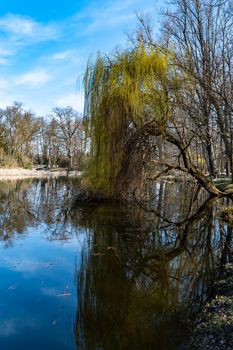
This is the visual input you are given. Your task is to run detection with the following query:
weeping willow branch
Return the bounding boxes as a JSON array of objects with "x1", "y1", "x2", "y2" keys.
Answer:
[{"x1": 83, "y1": 44, "x2": 175, "y2": 199}]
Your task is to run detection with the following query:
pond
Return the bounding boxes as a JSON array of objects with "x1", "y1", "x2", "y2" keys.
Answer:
[{"x1": 0, "y1": 178, "x2": 232, "y2": 350}]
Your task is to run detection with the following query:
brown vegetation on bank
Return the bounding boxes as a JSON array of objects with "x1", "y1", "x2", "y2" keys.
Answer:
[
  {"x1": 186, "y1": 264, "x2": 233, "y2": 350},
  {"x1": 0, "y1": 168, "x2": 81, "y2": 180}
]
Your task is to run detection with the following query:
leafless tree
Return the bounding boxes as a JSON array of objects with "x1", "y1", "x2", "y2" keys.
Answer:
[{"x1": 50, "y1": 106, "x2": 84, "y2": 169}]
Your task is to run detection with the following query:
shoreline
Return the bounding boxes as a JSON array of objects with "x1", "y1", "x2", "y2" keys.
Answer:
[
  {"x1": 0, "y1": 168, "x2": 81, "y2": 181},
  {"x1": 184, "y1": 263, "x2": 233, "y2": 350}
]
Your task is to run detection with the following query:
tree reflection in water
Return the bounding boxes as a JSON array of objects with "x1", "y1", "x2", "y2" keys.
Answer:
[
  {"x1": 0, "y1": 179, "x2": 232, "y2": 349},
  {"x1": 74, "y1": 182, "x2": 233, "y2": 350},
  {"x1": 0, "y1": 178, "x2": 83, "y2": 245},
  {"x1": 0, "y1": 180, "x2": 37, "y2": 246}
]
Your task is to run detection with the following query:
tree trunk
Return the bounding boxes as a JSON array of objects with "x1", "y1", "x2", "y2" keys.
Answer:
[
  {"x1": 206, "y1": 142, "x2": 217, "y2": 178},
  {"x1": 165, "y1": 131, "x2": 221, "y2": 196}
]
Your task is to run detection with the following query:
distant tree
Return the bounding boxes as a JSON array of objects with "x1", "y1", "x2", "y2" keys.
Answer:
[
  {"x1": 0, "y1": 102, "x2": 40, "y2": 167},
  {"x1": 50, "y1": 106, "x2": 83, "y2": 169}
]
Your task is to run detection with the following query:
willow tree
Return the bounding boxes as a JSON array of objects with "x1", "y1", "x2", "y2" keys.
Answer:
[
  {"x1": 83, "y1": 40, "x2": 230, "y2": 201},
  {"x1": 84, "y1": 45, "x2": 172, "y2": 200}
]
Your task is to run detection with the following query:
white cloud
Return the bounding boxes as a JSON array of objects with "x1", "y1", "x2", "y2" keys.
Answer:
[
  {"x1": 15, "y1": 70, "x2": 52, "y2": 87},
  {"x1": 0, "y1": 44, "x2": 15, "y2": 65},
  {"x1": 41, "y1": 287, "x2": 59, "y2": 296},
  {"x1": 51, "y1": 50, "x2": 74, "y2": 61},
  {"x1": 0, "y1": 319, "x2": 18, "y2": 336},
  {"x1": 86, "y1": 13, "x2": 134, "y2": 34},
  {"x1": 40, "y1": 49, "x2": 83, "y2": 67},
  {"x1": 0, "y1": 78, "x2": 9, "y2": 88},
  {"x1": 0, "y1": 57, "x2": 9, "y2": 65},
  {"x1": 0, "y1": 318, "x2": 40, "y2": 336},
  {"x1": 0, "y1": 14, "x2": 35, "y2": 35},
  {"x1": 0, "y1": 47, "x2": 13, "y2": 56},
  {"x1": 74, "y1": 0, "x2": 142, "y2": 35},
  {"x1": 56, "y1": 92, "x2": 84, "y2": 113},
  {"x1": 0, "y1": 14, "x2": 61, "y2": 44},
  {"x1": 0, "y1": 95, "x2": 21, "y2": 108}
]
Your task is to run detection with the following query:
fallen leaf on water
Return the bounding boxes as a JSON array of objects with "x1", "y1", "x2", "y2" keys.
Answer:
[
  {"x1": 57, "y1": 291, "x2": 71, "y2": 297},
  {"x1": 52, "y1": 319, "x2": 59, "y2": 326},
  {"x1": 8, "y1": 282, "x2": 21, "y2": 290}
]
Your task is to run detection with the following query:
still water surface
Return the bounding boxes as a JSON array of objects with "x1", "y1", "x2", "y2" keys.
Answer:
[{"x1": 0, "y1": 178, "x2": 231, "y2": 349}]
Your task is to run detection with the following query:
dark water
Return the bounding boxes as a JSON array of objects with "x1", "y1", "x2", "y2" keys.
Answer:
[{"x1": 0, "y1": 178, "x2": 232, "y2": 350}]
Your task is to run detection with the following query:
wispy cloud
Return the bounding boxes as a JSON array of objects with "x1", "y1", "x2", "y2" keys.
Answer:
[
  {"x1": 0, "y1": 77, "x2": 9, "y2": 89},
  {"x1": 0, "y1": 319, "x2": 19, "y2": 337},
  {"x1": 0, "y1": 14, "x2": 62, "y2": 69},
  {"x1": 0, "y1": 18, "x2": 61, "y2": 73},
  {"x1": 0, "y1": 57, "x2": 9, "y2": 65},
  {"x1": 0, "y1": 47, "x2": 13, "y2": 56},
  {"x1": 0, "y1": 44, "x2": 15, "y2": 64},
  {"x1": 51, "y1": 50, "x2": 74, "y2": 61},
  {"x1": 74, "y1": 0, "x2": 144, "y2": 35},
  {"x1": 0, "y1": 69, "x2": 53, "y2": 94},
  {"x1": 0, "y1": 14, "x2": 60, "y2": 42},
  {"x1": 47, "y1": 49, "x2": 82, "y2": 65},
  {"x1": 0, "y1": 317, "x2": 41, "y2": 336},
  {"x1": 14, "y1": 70, "x2": 53, "y2": 87},
  {"x1": 56, "y1": 92, "x2": 84, "y2": 113}
]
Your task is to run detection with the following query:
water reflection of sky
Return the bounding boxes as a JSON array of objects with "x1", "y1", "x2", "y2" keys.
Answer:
[{"x1": 0, "y1": 217, "x2": 84, "y2": 350}]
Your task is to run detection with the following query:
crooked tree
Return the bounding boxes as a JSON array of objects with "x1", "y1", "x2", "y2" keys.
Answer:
[{"x1": 84, "y1": 44, "x2": 226, "y2": 202}]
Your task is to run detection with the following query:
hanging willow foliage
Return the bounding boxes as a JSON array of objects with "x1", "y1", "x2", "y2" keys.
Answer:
[{"x1": 84, "y1": 44, "x2": 173, "y2": 198}]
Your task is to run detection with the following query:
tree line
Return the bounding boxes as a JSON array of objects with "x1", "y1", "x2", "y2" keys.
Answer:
[{"x1": 0, "y1": 102, "x2": 84, "y2": 169}]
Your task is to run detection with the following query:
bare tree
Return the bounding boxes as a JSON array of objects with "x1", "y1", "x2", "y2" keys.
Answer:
[
  {"x1": 0, "y1": 102, "x2": 40, "y2": 166},
  {"x1": 161, "y1": 0, "x2": 233, "y2": 178},
  {"x1": 51, "y1": 106, "x2": 83, "y2": 169}
]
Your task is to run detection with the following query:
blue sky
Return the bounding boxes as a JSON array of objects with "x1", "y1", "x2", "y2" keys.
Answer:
[{"x1": 0, "y1": 0, "x2": 164, "y2": 116}]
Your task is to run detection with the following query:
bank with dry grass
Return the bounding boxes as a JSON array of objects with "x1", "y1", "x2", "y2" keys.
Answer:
[
  {"x1": 185, "y1": 263, "x2": 233, "y2": 350},
  {"x1": 0, "y1": 168, "x2": 81, "y2": 180}
]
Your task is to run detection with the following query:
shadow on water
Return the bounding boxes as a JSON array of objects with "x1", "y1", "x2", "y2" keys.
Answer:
[{"x1": 0, "y1": 178, "x2": 232, "y2": 349}]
